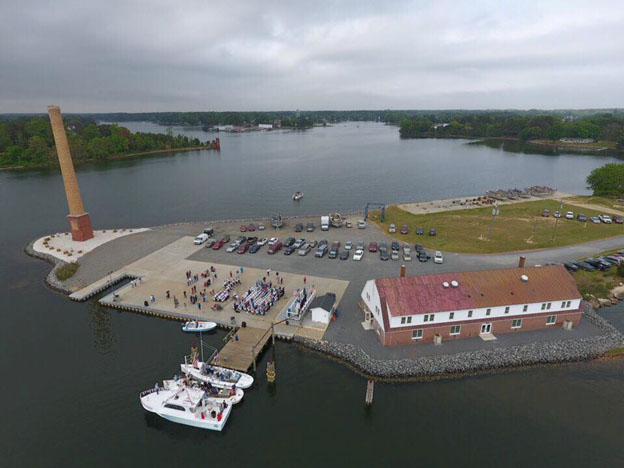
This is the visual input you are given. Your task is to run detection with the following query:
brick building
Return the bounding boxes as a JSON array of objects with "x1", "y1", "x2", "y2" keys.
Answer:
[{"x1": 360, "y1": 265, "x2": 583, "y2": 346}]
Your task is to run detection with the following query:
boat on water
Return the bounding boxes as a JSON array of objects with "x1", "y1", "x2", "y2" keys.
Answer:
[
  {"x1": 271, "y1": 213, "x2": 284, "y2": 228},
  {"x1": 181, "y1": 320, "x2": 217, "y2": 333},
  {"x1": 163, "y1": 378, "x2": 244, "y2": 405},
  {"x1": 292, "y1": 191, "x2": 303, "y2": 200},
  {"x1": 139, "y1": 385, "x2": 232, "y2": 431},
  {"x1": 180, "y1": 360, "x2": 254, "y2": 389},
  {"x1": 329, "y1": 212, "x2": 343, "y2": 228}
]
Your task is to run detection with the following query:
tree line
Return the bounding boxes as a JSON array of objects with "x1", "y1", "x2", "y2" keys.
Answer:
[
  {"x1": 399, "y1": 113, "x2": 624, "y2": 146},
  {"x1": 0, "y1": 116, "x2": 209, "y2": 167}
]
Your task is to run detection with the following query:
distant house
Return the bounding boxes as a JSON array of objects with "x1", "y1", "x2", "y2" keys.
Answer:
[
  {"x1": 310, "y1": 293, "x2": 336, "y2": 324},
  {"x1": 258, "y1": 123, "x2": 273, "y2": 130},
  {"x1": 432, "y1": 123, "x2": 450, "y2": 130},
  {"x1": 560, "y1": 137, "x2": 594, "y2": 144},
  {"x1": 360, "y1": 265, "x2": 582, "y2": 346}
]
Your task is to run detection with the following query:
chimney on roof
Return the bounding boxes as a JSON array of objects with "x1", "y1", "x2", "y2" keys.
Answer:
[
  {"x1": 518, "y1": 256, "x2": 526, "y2": 268},
  {"x1": 400, "y1": 264, "x2": 406, "y2": 277}
]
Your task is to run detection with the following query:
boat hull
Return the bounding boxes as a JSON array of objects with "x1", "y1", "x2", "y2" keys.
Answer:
[
  {"x1": 180, "y1": 363, "x2": 254, "y2": 389},
  {"x1": 181, "y1": 321, "x2": 217, "y2": 333}
]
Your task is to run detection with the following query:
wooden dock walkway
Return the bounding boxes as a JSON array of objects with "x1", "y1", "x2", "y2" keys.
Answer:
[{"x1": 216, "y1": 326, "x2": 272, "y2": 372}]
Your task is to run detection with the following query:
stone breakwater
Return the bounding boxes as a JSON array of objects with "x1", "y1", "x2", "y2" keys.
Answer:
[
  {"x1": 25, "y1": 239, "x2": 72, "y2": 294},
  {"x1": 295, "y1": 303, "x2": 624, "y2": 380}
]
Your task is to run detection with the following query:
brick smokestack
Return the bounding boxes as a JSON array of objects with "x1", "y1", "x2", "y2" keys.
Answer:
[
  {"x1": 518, "y1": 256, "x2": 526, "y2": 268},
  {"x1": 400, "y1": 264, "x2": 406, "y2": 277},
  {"x1": 48, "y1": 105, "x2": 94, "y2": 241}
]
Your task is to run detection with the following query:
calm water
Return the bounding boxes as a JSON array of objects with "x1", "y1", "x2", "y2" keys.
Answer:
[{"x1": 2, "y1": 122, "x2": 623, "y2": 467}]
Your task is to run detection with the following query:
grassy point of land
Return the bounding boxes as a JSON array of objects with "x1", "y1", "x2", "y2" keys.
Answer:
[
  {"x1": 368, "y1": 200, "x2": 624, "y2": 254},
  {"x1": 55, "y1": 262, "x2": 79, "y2": 281},
  {"x1": 564, "y1": 195, "x2": 624, "y2": 212}
]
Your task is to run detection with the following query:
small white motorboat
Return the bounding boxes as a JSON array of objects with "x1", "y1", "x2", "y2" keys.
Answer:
[
  {"x1": 292, "y1": 191, "x2": 303, "y2": 200},
  {"x1": 180, "y1": 361, "x2": 254, "y2": 389},
  {"x1": 163, "y1": 378, "x2": 244, "y2": 405},
  {"x1": 139, "y1": 385, "x2": 232, "y2": 431},
  {"x1": 181, "y1": 320, "x2": 217, "y2": 333}
]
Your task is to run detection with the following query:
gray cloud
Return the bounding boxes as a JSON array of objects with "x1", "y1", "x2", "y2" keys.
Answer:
[{"x1": 1, "y1": 0, "x2": 623, "y2": 112}]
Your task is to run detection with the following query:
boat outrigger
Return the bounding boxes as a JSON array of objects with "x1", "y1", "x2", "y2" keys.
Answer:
[
  {"x1": 181, "y1": 320, "x2": 217, "y2": 333},
  {"x1": 292, "y1": 191, "x2": 303, "y2": 200}
]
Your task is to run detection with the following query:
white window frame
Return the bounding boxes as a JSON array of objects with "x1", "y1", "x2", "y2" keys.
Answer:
[
  {"x1": 449, "y1": 312, "x2": 454, "y2": 320},
  {"x1": 511, "y1": 319, "x2": 522, "y2": 329},
  {"x1": 546, "y1": 315, "x2": 556, "y2": 325},
  {"x1": 566, "y1": 301, "x2": 571, "y2": 308},
  {"x1": 547, "y1": 302, "x2": 552, "y2": 310},
  {"x1": 412, "y1": 329, "x2": 423, "y2": 340},
  {"x1": 561, "y1": 301, "x2": 566, "y2": 308},
  {"x1": 401, "y1": 317, "x2": 406, "y2": 325},
  {"x1": 407, "y1": 316, "x2": 412, "y2": 324},
  {"x1": 450, "y1": 325, "x2": 461, "y2": 335},
  {"x1": 541, "y1": 303, "x2": 546, "y2": 310}
]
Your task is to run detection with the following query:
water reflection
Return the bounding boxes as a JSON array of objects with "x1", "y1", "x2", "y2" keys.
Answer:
[{"x1": 89, "y1": 302, "x2": 116, "y2": 353}]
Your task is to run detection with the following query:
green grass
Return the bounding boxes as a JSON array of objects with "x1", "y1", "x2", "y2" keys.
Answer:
[
  {"x1": 564, "y1": 195, "x2": 624, "y2": 211},
  {"x1": 369, "y1": 200, "x2": 624, "y2": 254},
  {"x1": 55, "y1": 262, "x2": 79, "y2": 281},
  {"x1": 572, "y1": 269, "x2": 621, "y2": 300},
  {"x1": 604, "y1": 347, "x2": 624, "y2": 357},
  {"x1": 531, "y1": 139, "x2": 617, "y2": 149}
]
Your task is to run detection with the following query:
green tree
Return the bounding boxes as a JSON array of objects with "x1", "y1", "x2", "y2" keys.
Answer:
[{"x1": 586, "y1": 163, "x2": 624, "y2": 196}]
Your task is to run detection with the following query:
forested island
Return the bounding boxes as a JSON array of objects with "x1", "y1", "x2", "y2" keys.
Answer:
[
  {"x1": 0, "y1": 116, "x2": 217, "y2": 168},
  {"x1": 399, "y1": 112, "x2": 624, "y2": 153}
]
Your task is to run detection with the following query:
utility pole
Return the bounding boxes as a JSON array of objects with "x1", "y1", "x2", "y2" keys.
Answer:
[
  {"x1": 552, "y1": 199, "x2": 564, "y2": 241},
  {"x1": 487, "y1": 202, "x2": 499, "y2": 240}
]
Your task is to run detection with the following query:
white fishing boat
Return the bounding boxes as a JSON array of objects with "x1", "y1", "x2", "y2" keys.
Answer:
[
  {"x1": 163, "y1": 378, "x2": 244, "y2": 405},
  {"x1": 181, "y1": 320, "x2": 217, "y2": 333},
  {"x1": 292, "y1": 191, "x2": 303, "y2": 200},
  {"x1": 139, "y1": 385, "x2": 232, "y2": 431},
  {"x1": 271, "y1": 213, "x2": 284, "y2": 228},
  {"x1": 180, "y1": 360, "x2": 254, "y2": 389}
]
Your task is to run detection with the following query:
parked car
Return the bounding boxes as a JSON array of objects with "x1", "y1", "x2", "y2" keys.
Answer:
[
  {"x1": 257, "y1": 237, "x2": 268, "y2": 246},
  {"x1": 345, "y1": 241, "x2": 353, "y2": 250},
  {"x1": 542, "y1": 210, "x2": 550, "y2": 217},
  {"x1": 345, "y1": 221, "x2": 353, "y2": 228},
  {"x1": 247, "y1": 224, "x2": 256, "y2": 231},
  {"x1": 416, "y1": 227, "x2": 424, "y2": 235},
  {"x1": 353, "y1": 249, "x2": 364, "y2": 261},
  {"x1": 553, "y1": 211, "x2": 561, "y2": 218},
  {"x1": 268, "y1": 237, "x2": 279, "y2": 245},
  {"x1": 235, "y1": 235, "x2": 247, "y2": 243},
  {"x1": 403, "y1": 246, "x2": 412, "y2": 261},
  {"x1": 204, "y1": 239, "x2": 216, "y2": 248},
  {"x1": 414, "y1": 243, "x2": 424, "y2": 252},
  {"x1": 339, "y1": 250, "x2": 349, "y2": 260},
  {"x1": 565, "y1": 211, "x2": 574, "y2": 219},
  {"x1": 298, "y1": 243, "x2": 312, "y2": 256},
  {"x1": 194, "y1": 233, "x2": 209, "y2": 245},
  {"x1": 434, "y1": 251, "x2": 443, "y2": 264},
  {"x1": 315, "y1": 245, "x2": 328, "y2": 257},
  {"x1": 429, "y1": 228, "x2": 436, "y2": 236},
  {"x1": 401, "y1": 225, "x2": 409, "y2": 234},
  {"x1": 357, "y1": 220, "x2": 366, "y2": 229},
  {"x1": 389, "y1": 224, "x2": 396, "y2": 233},
  {"x1": 249, "y1": 244, "x2": 261, "y2": 254},
  {"x1": 203, "y1": 227, "x2": 214, "y2": 236},
  {"x1": 369, "y1": 241, "x2": 378, "y2": 252},
  {"x1": 599, "y1": 256, "x2": 620, "y2": 266},
  {"x1": 257, "y1": 223, "x2": 265, "y2": 231},
  {"x1": 563, "y1": 262, "x2": 578, "y2": 272},
  {"x1": 576, "y1": 261, "x2": 596, "y2": 271},
  {"x1": 319, "y1": 239, "x2": 328, "y2": 248},
  {"x1": 237, "y1": 242, "x2": 249, "y2": 254},
  {"x1": 379, "y1": 248, "x2": 389, "y2": 261},
  {"x1": 356, "y1": 241, "x2": 365, "y2": 251},
  {"x1": 328, "y1": 248, "x2": 338, "y2": 259},
  {"x1": 294, "y1": 223, "x2": 303, "y2": 232},
  {"x1": 284, "y1": 246, "x2": 296, "y2": 255},
  {"x1": 331, "y1": 241, "x2": 341, "y2": 250},
  {"x1": 418, "y1": 251, "x2": 430, "y2": 262},
  {"x1": 585, "y1": 258, "x2": 609, "y2": 270},
  {"x1": 267, "y1": 242, "x2": 282, "y2": 254},
  {"x1": 284, "y1": 237, "x2": 296, "y2": 247},
  {"x1": 239, "y1": 225, "x2": 248, "y2": 232},
  {"x1": 306, "y1": 223, "x2": 315, "y2": 232},
  {"x1": 599, "y1": 215, "x2": 612, "y2": 224},
  {"x1": 379, "y1": 242, "x2": 388, "y2": 251},
  {"x1": 226, "y1": 241, "x2": 240, "y2": 253},
  {"x1": 590, "y1": 216, "x2": 601, "y2": 224},
  {"x1": 577, "y1": 213, "x2": 587, "y2": 222},
  {"x1": 391, "y1": 249, "x2": 399, "y2": 261},
  {"x1": 246, "y1": 236, "x2": 258, "y2": 245},
  {"x1": 614, "y1": 216, "x2": 624, "y2": 224},
  {"x1": 212, "y1": 238, "x2": 226, "y2": 250},
  {"x1": 293, "y1": 238, "x2": 306, "y2": 249},
  {"x1": 391, "y1": 240, "x2": 400, "y2": 251}
]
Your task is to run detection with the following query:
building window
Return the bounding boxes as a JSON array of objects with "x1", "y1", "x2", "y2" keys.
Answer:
[
  {"x1": 468, "y1": 310, "x2": 473, "y2": 318},
  {"x1": 429, "y1": 314, "x2": 434, "y2": 322},
  {"x1": 541, "y1": 303, "x2": 546, "y2": 310},
  {"x1": 450, "y1": 325, "x2": 461, "y2": 335},
  {"x1": 486, "y1": 308, "x2": 491, "y2": 316},
  {"x1": 546, "y1": 315, "x2": 556, "y2": 325},
  {"x1": 566, "y1": 301, "x2": 571, "y2": 308},
  {"x1": 401, "y1": 317, "x2": 406, "y2": 324},
  {"x1": 561, "y1": 301, "x2": 566, "y2": 308},
  {"x1": 512, "y1": 319, "x2": 522, "y2": 329},
  {"x1": 366, "y1": 292, "x2": 370, "y2": 300},
  {"x1": 423, "y1": 314, "x2": 434, "y2": 322},
  {"x1": 407, "y1": 316, "x2": 412, "y2": 324},
  {"x1": 449, "y1": 312, "x2": 454, "y2": 320},
  {"x1": 424, "y1": 315, "x2": 428, "y2": 322},
  {"x1": 375, "y1": 305, "x2": 379, "y2": 313},
  {"x1": 547, "y1": 302, "x2": 551, "y2": 310},
  {"x1": 412, "y1": 329, "x2": 423, "y2": 340},
  {"x1": 523, "y1": 305, "x2": 528, "y2": 312},
  {"x1": 504, "y1": 307, "x2": 510, "y2": 314}
]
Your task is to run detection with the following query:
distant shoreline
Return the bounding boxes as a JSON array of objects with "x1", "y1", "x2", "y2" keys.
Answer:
[{"x1": 0, "y1": 145, "x2": 215, "y2": 171}]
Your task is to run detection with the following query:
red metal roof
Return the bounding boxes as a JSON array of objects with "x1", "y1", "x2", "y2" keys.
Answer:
[{"x1": 375, "y1": 265, "x2": 581, "y2": 317}]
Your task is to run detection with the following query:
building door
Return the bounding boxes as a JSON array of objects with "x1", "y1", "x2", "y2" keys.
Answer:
[{"x1": 480, "y1": 323, "x2": 492, "y2": 334}]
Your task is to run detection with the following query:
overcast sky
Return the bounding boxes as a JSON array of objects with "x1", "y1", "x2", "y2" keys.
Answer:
[{"x1": 1, "y1": 0, "x2": 623, "y2": 112}]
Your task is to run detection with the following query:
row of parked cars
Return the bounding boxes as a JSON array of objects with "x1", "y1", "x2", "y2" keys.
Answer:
[
  {"x1": 389, "y1": 224, "x2": 436, "y2": 236},
  {"x1": 562, "y1": 251, "x2": 624, "y2": 272},
  {"x1": 542, "y1": 210, "x2": 623, "y2": 224}
]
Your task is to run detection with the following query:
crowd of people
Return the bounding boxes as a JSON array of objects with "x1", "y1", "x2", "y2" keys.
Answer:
[{"x1": 233, "y1": 279, "x2": 285, "y2": 315}]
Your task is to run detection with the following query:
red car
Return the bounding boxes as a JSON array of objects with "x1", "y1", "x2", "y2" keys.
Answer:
[
  {"x1": 542, "y1": 210, "x2": 550, "y2": 217},
  {"x1": 369, "y1": 241, "x2": 378, "y2": 252},
  {"x1": 240, "y1": 225, "x2": 248, "y2": 232},
  {"x1": 268, "y1": 242, "x2": 282, "y2": 254},
  {"x1": 247, "y1": 224, "x2": 256, "y2": 231},
  {"x1": 401, "y1": 225, "x2": 409, "y2": 234},
  {"x1": 212, "y1": 239, "x2": 226, "y2": 250},
  {"x1": 237, "y1": 242, "x2": 249, "y2": 254}
]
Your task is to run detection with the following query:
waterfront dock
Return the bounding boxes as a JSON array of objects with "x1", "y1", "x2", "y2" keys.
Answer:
[{"x1": 217, "y1": 326, "x2": 273, "y2": 371}]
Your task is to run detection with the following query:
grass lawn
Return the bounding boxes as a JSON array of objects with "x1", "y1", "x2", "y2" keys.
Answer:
[
  {"x1": 531, "y1": 139, "x2": 617, "y2": 149},
  {"x1": 572, "y1": 268, "x2": 622, "y2": 300},
  {"x1": 564, "y1": 195, "x2": 624, "y2": 212},
  {"x1": 369, "y1": 200, "x2": 624, "y2": 254},
  {"x1": 55, "y1": 262, "x2": 79, "y2": 281}
]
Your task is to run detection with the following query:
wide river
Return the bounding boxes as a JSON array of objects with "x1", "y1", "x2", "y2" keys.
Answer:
[{"x1": 2, "y1": 122, "x2": 623, "y2": 467}]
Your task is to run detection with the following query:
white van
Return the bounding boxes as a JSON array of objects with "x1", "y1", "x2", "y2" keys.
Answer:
[
  {"x1": 434, "y1": 251, "x2": 444, "y2": 264},
  {"x1": 194, "y1": 233, "x2": 209, "y2": 245}
]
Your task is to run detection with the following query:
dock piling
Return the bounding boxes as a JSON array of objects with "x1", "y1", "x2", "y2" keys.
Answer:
[{"x1": 365, "y1": 378, "x2": 374, "y2": 406}]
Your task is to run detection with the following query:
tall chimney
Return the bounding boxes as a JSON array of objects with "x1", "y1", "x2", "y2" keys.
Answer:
[
  {"x1": 48, "y1": 105, "x2": 94, "y2": 241},
  {"x1": 400, "y1": 264, "x2": 406, "y2": 277},
  {"x1": 518, "y1": 256, "x2": 526, "y2": 268}
]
